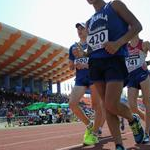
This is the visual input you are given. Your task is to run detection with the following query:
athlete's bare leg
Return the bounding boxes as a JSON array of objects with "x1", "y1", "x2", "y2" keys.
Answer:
[
  {"x1": 140, "y1": 76, "x2": 150, "y2": 134},
  {"x1": 128, "y1": 87, "x2": 145, "y2": 120},
  {"x1": 69, "y1": 86, "x2": 90, "y2": 125},
  {"x1": 90, "y1": 84, "x2": 106, "y2": 133},
  {"x1": 95, "y1": 81, "x2": 134, "y2": 145}
]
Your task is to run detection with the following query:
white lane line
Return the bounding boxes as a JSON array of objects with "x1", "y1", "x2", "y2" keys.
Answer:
[
  {"x1": 0, "y1": 123, "x2": 109, "y2": 140},
  {"x1": 1, "y1": 126, "x2": 110, "y2": 140},
  {"x1": 0, "y1": 129, "x2": 84, "y2": 140}
]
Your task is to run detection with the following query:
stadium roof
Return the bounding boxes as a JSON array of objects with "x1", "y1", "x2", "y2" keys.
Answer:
[{"x1": 0, "y1": 22, "x2": 75, "y2": 83}]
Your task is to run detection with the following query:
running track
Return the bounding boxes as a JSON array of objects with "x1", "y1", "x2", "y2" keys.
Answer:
[{"x1": 0, "y1": 122, "x2": 149, "y2": 150}]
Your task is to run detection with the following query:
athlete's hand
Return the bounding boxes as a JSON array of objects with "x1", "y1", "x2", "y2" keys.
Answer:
[
  {"x1": 75, "y1": 62, "x2": 82, "y2": 69},
  {"x1": 72, "y1": 48, "x2": 84, "y2": 58},
  {"x1": 80, "y1": 63, "x2": 89, "y2": 69},
  {"x1": 103, "y1": 41, "x2": 120, "y2": 54},
  {"x1": 75, "y1": 63, "x2": 88, "y2": 69}
]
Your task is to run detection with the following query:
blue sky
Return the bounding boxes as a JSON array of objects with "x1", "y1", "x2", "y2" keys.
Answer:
[{"x1": 0, "y1": 0, "x2": 150, "y2": 48}]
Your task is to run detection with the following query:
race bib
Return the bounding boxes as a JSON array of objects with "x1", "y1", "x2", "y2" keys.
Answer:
[
  {"x1": 126, "y1": 55, "x2": 140, "y2": 67},
  {"x1": 74, "y1": 57, "x2": 89, "y2": 64},
  {"x1": 87, "y1": 29, "x2": 108, "y2": 51}
]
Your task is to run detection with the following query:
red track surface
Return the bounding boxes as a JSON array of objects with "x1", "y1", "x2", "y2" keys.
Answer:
[{"x1": 0, "y1": 122, "x2": 149, "y2": 150}]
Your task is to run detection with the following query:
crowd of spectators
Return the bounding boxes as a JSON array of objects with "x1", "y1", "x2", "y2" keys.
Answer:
[
  {"x1": 0, "y1": 89, "x2": 94, "y2": 128},
  {"x1": 48, "y1": 93, "x2": 69, "y2": 104},
  {"x1": 0, "y1": 89, "x2": 69, "y2": 117}
]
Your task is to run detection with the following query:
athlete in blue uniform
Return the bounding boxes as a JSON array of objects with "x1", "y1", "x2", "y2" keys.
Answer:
[
  {"x1": 86, "y1": 0, "x2": 144, "y2": 150},
  {"x1": 125, "y1": 35, "x2": 150, "y2": 143},
  {"x1": 69, "y1": 22, "x2": 105, "y2": 145}
]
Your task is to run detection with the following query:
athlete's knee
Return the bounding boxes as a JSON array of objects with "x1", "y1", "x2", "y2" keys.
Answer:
[
  {"x1": 92, "y1": 100, "x2": 100, "y2": 110},
  {"x1": 143, "y1": 99, "x2": 150, "y2": 107},
  {"x1": 130, "y1": 105, "x2": 139, "y2": 113},
  {"x1": 145, "y1": 109, "x2": 150, "y2": 116}
]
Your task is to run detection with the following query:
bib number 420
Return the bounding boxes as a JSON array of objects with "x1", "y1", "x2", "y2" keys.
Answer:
[{"x1": 87, "y1": 30, "x2": 108, "y2": 51}]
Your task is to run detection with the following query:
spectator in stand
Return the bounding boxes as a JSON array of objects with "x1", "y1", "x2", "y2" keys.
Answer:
[
  {"x1": 46, "y1": 108, "x2": 53, "y2": 124},
  {"x1": 6, "y1": 110, "x2": 13, "y2": 127}
]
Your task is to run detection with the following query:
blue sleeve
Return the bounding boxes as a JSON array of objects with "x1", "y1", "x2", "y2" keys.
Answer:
[{"x1": 69, "y1": 45, "x2": 75, "y2": 61}]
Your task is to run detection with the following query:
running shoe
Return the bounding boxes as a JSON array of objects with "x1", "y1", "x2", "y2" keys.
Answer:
[
  {"x1": 116, "y1": 144, "x2": 126, "y2": 150},
  {"x1": 142, "y1": 133, "x2": 149, "y2": 144},
  {"x1": 129, "y1": 114, "x2": 144, "y2": 144},
  {"x1": 84, "y1": 122, "x2": 93, "y2": 138},
  {"x1": 83, "y1": 133, "x2": 99, "y2": 145}
]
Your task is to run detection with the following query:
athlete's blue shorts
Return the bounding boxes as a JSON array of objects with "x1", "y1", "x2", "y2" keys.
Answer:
[
  {"x1": 88, "y1": 56, "x2": 128, "y2": 82},
  {"x1": 127, "y1": 67, "x2": 149, "y2": 89},
  {"x1": 75, "y1": 75, "x2": 93, "y2": 87}
]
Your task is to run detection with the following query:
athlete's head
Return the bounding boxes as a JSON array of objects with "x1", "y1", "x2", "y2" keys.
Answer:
[
  {"x1": 75, "y1": 23, "x2": 86, "y2": 29},
  {"x1": 75, "y1": 23, "x2": 87, "y2": 40},
  {"x1": 86, "y1": 0, "x2": 101, "y2": 5}
]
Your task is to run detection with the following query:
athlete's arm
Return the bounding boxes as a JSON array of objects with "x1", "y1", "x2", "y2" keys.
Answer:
[
  {"x1": 69, "y1": 45, "x2": 76, "y2": 70},
  {"x1": 69, "y1": 60, "x2": 75, "y2": 70},
  {"x1": 142, "y1": 41, "x2": 150, "y2": 53},
  {"x1": 112, "y1": 0, "x2": 142, "y2": 47},
  {"x1": 143, "y1": 41, "x2": 150, "y2": 66}
]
